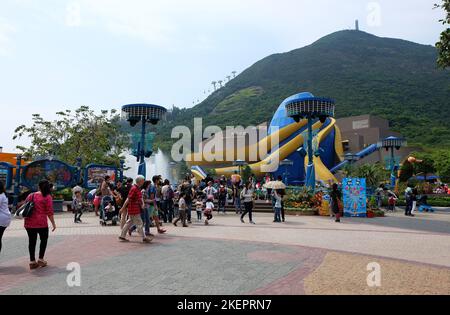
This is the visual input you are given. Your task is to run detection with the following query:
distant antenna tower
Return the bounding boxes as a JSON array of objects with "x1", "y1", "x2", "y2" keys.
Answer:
[{"x1": 355, "y1": 20, "x2": 360, "y2": 31}]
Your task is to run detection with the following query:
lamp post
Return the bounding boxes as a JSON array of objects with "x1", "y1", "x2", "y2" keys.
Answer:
[
  {"x1": 286, "y1": 96, "x2": 336, "y2": 191},
  {"x1": 378, "y1": 137, "x2": 407, "y2": 188},
  {"x1": 121, "y1": 104, "x2": 167, "y2": 178},
  {"x1": 280, "y1": 159, "x2": 294, "y2": 184}
]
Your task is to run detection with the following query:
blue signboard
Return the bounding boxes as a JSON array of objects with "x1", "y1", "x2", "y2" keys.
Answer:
[
  {"x1": 343, "y1": 178, "x2": 367, "y2": 218},
  {"x1": 0, "y1": 162, "x2": 13, "y2": 190},
  {"x1": 21, "y1": 159, "x2": 78, "y2": 191},
  {"x1": 84, "y1": 164, "x2": 118, "y2": 190}
]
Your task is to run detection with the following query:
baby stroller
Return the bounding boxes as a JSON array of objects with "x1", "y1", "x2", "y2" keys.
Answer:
[
  {"x1": 417, "y1": 195, "x2": 435, "y2": 213},
  {"x1": 100, "y1": 196, "x2": 119, "y2": 226}
]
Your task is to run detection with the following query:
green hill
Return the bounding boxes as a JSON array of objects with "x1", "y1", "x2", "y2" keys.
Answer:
[{"x1": 155, "y1": 30, "x2": 450, "y2": 151}]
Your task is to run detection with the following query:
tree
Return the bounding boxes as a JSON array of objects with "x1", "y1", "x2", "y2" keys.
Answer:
[
  {"x1": 414, "y1": 158, "x2": 436, "y2": 181},
  {"x1": 205, "y1": 168, "x2": 217, "y2": 178},
  {"x1": 242, "y1": 165, "x2": 253, "y2": 184},
  {"x1": 432, "y1": 149, "x2": 450, "y2": 182},
  {"x1": 346, "y1": 163, "x2": 389, "y2": 188},
  {"x1": 177, "y1": 160, "x2": 191, "y2": 180},
  {"x1": 435, "y1": 1, "x2": 450, "y2": 68},
  {"x1": 13, "y1": 106, "x2": 128, "y2": 167}
]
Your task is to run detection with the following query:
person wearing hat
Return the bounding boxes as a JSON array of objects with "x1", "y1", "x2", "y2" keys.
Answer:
[{"x1": 203, "y1": 181, "x2": 217, "y2": 201}]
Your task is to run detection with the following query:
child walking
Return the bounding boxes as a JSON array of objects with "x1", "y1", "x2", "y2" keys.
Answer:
[
  {"x1": 388, "y1": 193, "x2": 398, "y2": 212},
  {"x1": 195, "y1": 197, "x2": 203, "y2": 222},
  {"x1": 72, "y1": 191, "x2": 84, "y2": 224},
  {"x1": 204, "y1": 198, "x2": 215, "y2": 226},
  {"x1": 173, "y1": 193, "x2": 188, "y2": 227}
]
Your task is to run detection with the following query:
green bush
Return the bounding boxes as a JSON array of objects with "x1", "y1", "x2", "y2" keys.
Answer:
[{"x1": 390, "y1": 196, "x2": 450, "y2": 207}]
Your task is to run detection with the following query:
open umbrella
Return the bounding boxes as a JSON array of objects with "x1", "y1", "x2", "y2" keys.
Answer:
[{"x1": 263, "y1": 181, "x2": 286, "y2": 190}]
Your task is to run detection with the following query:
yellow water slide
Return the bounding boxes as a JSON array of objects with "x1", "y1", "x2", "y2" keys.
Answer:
[
  {"x1": 304, "y1": 118, "x2": 342, "y2": 184},
  {"x1": 186, "y1": 120, "x2": 308, "y2": 167},
  {"x1": 190, "y1": 117, "x2": 344, "y2": 184},
  {"x1": 207, "y1": 120, "x2": 325, "y2": 178}
]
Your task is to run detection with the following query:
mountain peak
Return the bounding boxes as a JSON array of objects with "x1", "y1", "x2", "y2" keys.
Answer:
[{"x1": 158, "y1": 30, "x2": 450, "y2": 149}]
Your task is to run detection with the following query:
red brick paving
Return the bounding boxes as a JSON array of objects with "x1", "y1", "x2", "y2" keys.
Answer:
[{"x1": 0, "y1": 235, "x2": 180, "y2": 293}]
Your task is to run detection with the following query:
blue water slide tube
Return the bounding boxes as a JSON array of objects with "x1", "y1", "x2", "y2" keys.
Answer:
[{"x1": 330, "y1": 143, "x2": 380, "y2": 174}]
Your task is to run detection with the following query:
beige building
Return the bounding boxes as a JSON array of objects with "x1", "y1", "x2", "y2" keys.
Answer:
[{"x1": 336, "y1": 115, "x2": 419, "y2": 165}]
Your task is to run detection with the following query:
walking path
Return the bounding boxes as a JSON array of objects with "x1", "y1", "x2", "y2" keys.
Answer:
[{"x1": 1, "y1": 210, "x2": 449, "y2": 295}]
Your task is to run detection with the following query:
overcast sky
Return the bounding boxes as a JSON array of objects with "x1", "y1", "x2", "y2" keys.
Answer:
[{"x1": 0, "y1": 0, "x2": 445, "y2": 151}]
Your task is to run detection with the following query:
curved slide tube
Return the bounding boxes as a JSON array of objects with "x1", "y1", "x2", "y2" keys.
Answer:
[
  {"x1": 186, "y1": 120, "x2": 308, "y2": 167},
  {"x1": 193, "y1": 120, "x2": 327, "y2": 179},
  {"x1": 304, "y1": 118, "x2": 341, "y2": 184},
  {"x1": 189, "y1": 118, "x2": 357, "y2": 184},
  {"x1": 329, "y1": 143, "x2": 380, "y2": 174}
]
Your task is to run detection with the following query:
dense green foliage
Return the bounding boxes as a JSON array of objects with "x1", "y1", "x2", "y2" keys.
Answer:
[
  {"x1": 14, "y1": 106, "x2": 128, "y2": 167},
  {"x1": 435, "y1": 1, "x2": 450, "y2": 68},
  {"x1": 155, "y1": 31, "x2": 450, "y2": 153},
  {"x1": 400, "y1": 150, "x2": 450, "y2": 183},
  {"x1": 394, "y1": 196, "x2": 450, "y2": 207}
]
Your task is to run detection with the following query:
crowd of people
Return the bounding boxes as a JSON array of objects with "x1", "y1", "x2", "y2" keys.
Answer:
[
  {"x1": 0, "y1": 169, "x2": 347, "y2": 271},
  {"x1": 82, "y1": 170, "x2": 298, "y2": 244},
  {"x1": 0, "y1": 169, "x2": 360, "y2": 270}
]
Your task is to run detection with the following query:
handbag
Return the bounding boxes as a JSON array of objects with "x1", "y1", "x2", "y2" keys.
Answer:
[{"x1": 15, "y1": 193, "x2": 36, "y2": 219}]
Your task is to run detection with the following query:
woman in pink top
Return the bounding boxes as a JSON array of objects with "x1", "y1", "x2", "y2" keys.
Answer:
[{"x1": 24, "y1": 180, "x2": 57, "y2": 270}]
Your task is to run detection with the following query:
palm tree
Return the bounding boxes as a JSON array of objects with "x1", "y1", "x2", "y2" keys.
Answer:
[
  {"x1": 226, "y1": 75, "x2": 231, "y2": 83},
  {"x1": 232, "y1": 71, "x2": 237, "y2": 78},
  {"x1": 212, "y1": 81, "x2": 217, "y2": 91},
  {"x1": 218, "y1": 80, "x2": 223, "y2": 88},
  {"x1": 352, "y1": 163, "x2": 389, "y2": 188}
]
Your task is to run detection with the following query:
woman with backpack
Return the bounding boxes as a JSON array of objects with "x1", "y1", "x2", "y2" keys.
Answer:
[
  {"x1": 0, "y1": 181, "x2": 11, "y2": 256},
  {"x1": 24, "y1": 180, "x2": 57, "y2": 270},
  {"x1": 240, "y1": 182, "x2": 256, "y2": 225}
]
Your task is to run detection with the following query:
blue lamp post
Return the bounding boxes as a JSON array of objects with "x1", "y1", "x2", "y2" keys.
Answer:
[
  {"x1": 121, "y1": 104, "x2": 167, "y2": 178},
  {"x1": 286, "y1": 96, "x2": 335, "y2": 191},
  {"x1": 378, "y1": 137, "x2": 407, "y2": 187}
]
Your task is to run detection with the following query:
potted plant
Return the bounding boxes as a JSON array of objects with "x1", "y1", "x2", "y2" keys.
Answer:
[{"x1": 284, "y1": 187, "x2": 321, "y2": 216}]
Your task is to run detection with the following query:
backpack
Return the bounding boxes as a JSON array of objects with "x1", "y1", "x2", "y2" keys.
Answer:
[{"x1": 163, "y1": 186, "x2": 174, "y2": 200}]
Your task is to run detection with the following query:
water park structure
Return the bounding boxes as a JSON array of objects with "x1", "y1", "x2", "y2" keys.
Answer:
[
  {"x1": 187, "y1": 92, "x2": 409, "y2": 187},
  {"x1": 121, "y1": 104, "x2": 167, "y2": 178}
]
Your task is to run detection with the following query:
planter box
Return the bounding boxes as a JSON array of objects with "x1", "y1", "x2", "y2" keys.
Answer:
[{"x1": 285, "y1": 208, "x2": 318, "y2": 216}]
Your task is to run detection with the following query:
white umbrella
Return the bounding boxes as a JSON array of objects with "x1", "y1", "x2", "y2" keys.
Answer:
[{"x1": 263, "y1": 181, "x2": 286, "y2": 190}]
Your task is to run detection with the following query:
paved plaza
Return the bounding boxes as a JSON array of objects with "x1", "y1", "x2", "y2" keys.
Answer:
[{"x1": 1, "y1": 210, "x2": 450, "y2": 295}]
